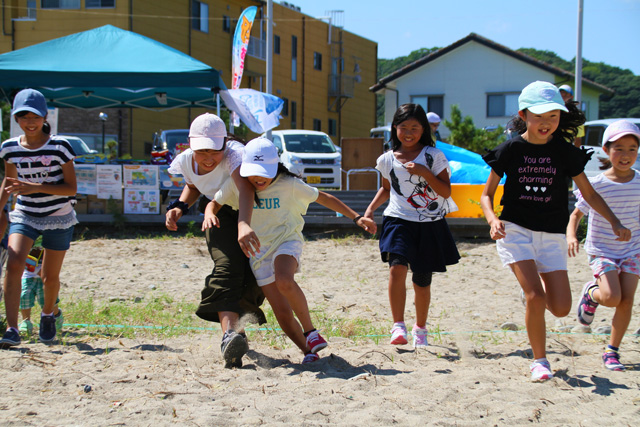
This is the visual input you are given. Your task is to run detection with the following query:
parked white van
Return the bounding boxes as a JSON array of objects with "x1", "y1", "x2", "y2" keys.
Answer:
[
  {"x1": 267, "y1": 130, "x2": 342, "y2": 189},
  {"x1": 582, "y1": 118, "x2": 640, "y2": 178}
]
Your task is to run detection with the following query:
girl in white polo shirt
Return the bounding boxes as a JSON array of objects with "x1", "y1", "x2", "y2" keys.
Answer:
[{"x1": 567, "y1": 120, "x2": 640, "y2": 372}]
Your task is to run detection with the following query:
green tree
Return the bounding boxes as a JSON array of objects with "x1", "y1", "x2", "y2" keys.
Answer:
[{"x1": 444, "y1": 105, "x2": 505, "y2": 154}]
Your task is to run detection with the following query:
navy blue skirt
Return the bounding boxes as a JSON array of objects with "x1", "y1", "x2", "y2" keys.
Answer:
[{"x1": 379, "y1": 216, "x2": 460, "y2": 273}]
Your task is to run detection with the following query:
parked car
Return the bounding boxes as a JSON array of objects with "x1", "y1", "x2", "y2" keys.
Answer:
[
  {"x1": 151, "y1": 129, "x2": 190, "y2": 164},
  {"x1": 266, "y1": 130, "x2": 342, "y2": 189},
  {"x1": 58, "y1": 135, "x2": 98, "y2": 157},
  {"x1": 370, "y1": 125, "x2": 391, "y2": 151},
  {"x1": 582, "y1": 118, "x2": 640, "y2": 178}
]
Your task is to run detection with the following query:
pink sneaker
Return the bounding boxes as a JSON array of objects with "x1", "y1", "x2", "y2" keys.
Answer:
[
  {"x1": 306, "y1": 330, "x2": 328, "y2": 353},
  {"x1": 302, "y1": 352, "x2": 319, "y2": 364},
  {"x1": 389, "y1": 322, "x2": 408, "y2": 345},
  {"x1": 412, "y1": 324, "x2": 428, "y2": 348},
  {"x1": 530, "y1": 359, "x2": 553, "y2": 382}
]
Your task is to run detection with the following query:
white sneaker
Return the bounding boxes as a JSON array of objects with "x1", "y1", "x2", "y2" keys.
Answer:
[
  {"x1": 389, "y1": 322, "x2": 408, "y2": 345},
  {"x1": 412, "y1": 324, "x2": 428, "y2": 348},
  {"x1": 530, "y1": 359, "x2": 553, "y2": 382}
]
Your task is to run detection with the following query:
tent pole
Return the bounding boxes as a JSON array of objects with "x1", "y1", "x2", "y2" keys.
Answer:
[{"x1": 265, "y1": 0, "x2": 273, "y2": 140}]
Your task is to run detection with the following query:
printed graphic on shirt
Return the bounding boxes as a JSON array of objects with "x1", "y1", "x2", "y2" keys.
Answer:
[
  {"x1": 255, "y1": 197, "x2": 280, "y2": 210},
  {"x1": 516, "y1": 154, "x2": 557, "y2": 204},
  {"x1": 17, "y1": 155, "x2": 54, "y2": 183}
]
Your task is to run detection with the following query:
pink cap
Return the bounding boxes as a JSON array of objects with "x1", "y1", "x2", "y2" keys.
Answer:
[{"x1": 602, "y1": 120, "x2": 640, "y2": 147}]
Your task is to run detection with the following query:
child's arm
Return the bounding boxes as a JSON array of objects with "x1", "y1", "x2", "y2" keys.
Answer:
[
  {"x1": 0, "y1": 160, "x2": 14, "y2": 213},
  {"x1": 5, "y1": 161, "x2": 77, "y2": 197},
  {"x1": 316, "y1": 191, "x2": 377, "y2": 234},
  {"x1": 231, "y1": 168, "x2": 260, "y2": 258},
  {"x1": 404, "y1": 163, "x2": 451, "y2": 198},
  {"x1": 165, "y1": 183, "x2": 201, "y2": 231},
  {"x1": 364, "y1": 178, "x2": 391, "y2": 221},
  {"x1": 566, "y1": 207, "x2": 584, "y2": 257},
  {"x1": 201, "y1": 199, "x2": 222, "y2": 231},
  {"x1": 480, "y1": 170, "x2": 506, "y2": 240},
  {"x1": 573, "y1": 173, "x2": 630, "y2": 241}
]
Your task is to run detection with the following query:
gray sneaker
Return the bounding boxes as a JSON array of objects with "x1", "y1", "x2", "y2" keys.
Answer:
[
  {"x1": 0, "y1": 329, "x2": 21, "y2": 349},
  {"x1": 39, "y1": 314, "x2": 56, "y2": 343},
  {"x1": 220, "y1": 330, "x2": 248, "y2": 369}
]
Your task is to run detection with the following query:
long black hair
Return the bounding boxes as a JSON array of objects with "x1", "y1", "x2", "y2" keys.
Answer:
[
  {"x1": 253, "y1": 162, "x2": 299, "y2": 207},
  {"x1": 509, "y1": 101, "x2": 585, "y2": 143},
  {"x1": 389, "y1": 103, "x2": 434, "y2": 151}
]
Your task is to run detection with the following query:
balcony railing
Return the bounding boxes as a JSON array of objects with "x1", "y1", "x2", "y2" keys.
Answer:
[{"x1": 328, "y1": 74, "x2": 355, "y2": 98}]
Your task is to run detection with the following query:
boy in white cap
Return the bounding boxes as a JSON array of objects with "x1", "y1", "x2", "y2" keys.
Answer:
[
  {"x1": 567, "y1": 119, "x2": 640, "y2": 371},
  {"x1": 480, "y1": 81, "x2": 630, "y2": 381},
  {"x1": 427, "y1": 112, "x2": 442, "y2": 142},
  {"x1": 207, "y1": 137, "x2": 376, "y2": 363},
  {"x1": 166, "y1": 113, "x2": 266, "y2": 368}
]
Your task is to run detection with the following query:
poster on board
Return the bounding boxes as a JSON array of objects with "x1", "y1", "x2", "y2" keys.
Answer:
[
  {"x1": 97, "y1": 164, "x2": 123, "y2": 200},
  {"x1": 123, "y1": 164, "x2": 158, "y2": 189},
  {"x1": 75, "y1": 164, "x2": 97, "y2": 195},
  {"x1": 123, "y1": 189, "x2": 159, "y2": 214}
]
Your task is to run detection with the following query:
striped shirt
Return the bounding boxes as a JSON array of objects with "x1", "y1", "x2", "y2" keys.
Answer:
[
  {"x1": 575, "y1": 170, "x2": 640, "y2": 259},
  {"x1": 0, "y1": 136, "x2": 75, "y2": 218}
]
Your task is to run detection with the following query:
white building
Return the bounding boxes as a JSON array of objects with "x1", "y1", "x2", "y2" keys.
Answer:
[{"x1": 370, "y1": 33, "x2": 613, "y2": 138}]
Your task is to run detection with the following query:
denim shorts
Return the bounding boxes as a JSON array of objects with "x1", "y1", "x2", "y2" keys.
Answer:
[
  {"x1": 9, "y1": 222, "x2": 74, "y2": 251},
  {"x1": 496, "y1": 221, "x2": 567, "y2": 273}
]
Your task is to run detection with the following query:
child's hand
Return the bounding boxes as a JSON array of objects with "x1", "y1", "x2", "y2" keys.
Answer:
[
  {"x1": 165, "y1": 209, "x2": 182, "y2": 231},
  {"x1": 404, "y1": 162, "x2": 427, "y2": 176},
  {"x1": 567, "y1": 236, "x2": 580, "y2": 257},
  {"x1": 201, "y1": 212, "x2": 220, "y2": 231},
  {"x1": 238, "y1": 222, "x2": 260, "y2": 258},
  {"x1": 613, "y1": 223, "x2": 631, "y2": 242},
  {"x1": 356, "y1": 216, "x2": 377, "y2": 234},
  {"x1": 5, "y1": 177, "x2": 37, "y2": 195},
  {"x1": 488, "y1": 218, "x2": 506, "y2": 240}
]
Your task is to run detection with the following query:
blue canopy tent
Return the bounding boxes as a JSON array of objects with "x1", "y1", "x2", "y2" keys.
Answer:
[{"x1": 0, "y1": 25, "x2": 226, "y2": 111}]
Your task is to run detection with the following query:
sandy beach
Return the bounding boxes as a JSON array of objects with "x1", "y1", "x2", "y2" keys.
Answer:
[{"x1": 0, "y1": 231, "x2": 639, "y2": 426}]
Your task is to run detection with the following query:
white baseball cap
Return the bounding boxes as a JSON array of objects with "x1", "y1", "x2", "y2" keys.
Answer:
[
  {"x1": 518, "y1": 81, "x2": 568, "y2": 114},
  {"x1": 189, "y1": 113, "x2": 227, "y2": 150},
  {"x1": 427, "y1": 112, "x2": 441, "y2": 123},
  {"x1": 240, "y1": 137, "x2": 279, "y2": 178},
  {"x1": 558, "y1": 84, "x2": 573, "y2": 96},
  {"x1": 602, "y1": 120, "x2": 640, "y2": 147}
]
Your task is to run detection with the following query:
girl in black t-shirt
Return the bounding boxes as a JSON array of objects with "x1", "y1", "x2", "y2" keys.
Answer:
[{"x1": 480, "y1": 81, "x2": 630, "y2": 382}]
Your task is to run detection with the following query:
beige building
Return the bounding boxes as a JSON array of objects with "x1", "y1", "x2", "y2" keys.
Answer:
[{"x1": 0, "y1": 1, "x2": 377, "y2": 158}]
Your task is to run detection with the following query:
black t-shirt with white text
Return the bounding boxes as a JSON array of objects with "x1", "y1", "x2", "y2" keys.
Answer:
[{"x1": 482, "y1": 135, "x2": 588, "y2": 233}]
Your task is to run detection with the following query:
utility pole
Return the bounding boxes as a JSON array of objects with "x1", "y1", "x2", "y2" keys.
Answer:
[{"x1": 575, "y1": 0, "x2": 584, "y2": 106}]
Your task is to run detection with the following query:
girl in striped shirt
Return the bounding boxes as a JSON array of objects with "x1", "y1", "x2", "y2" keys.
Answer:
[
  {"x1": 567, "y1": 119, "x2": 640, "y2": 371},
  {"x1": 0, "y1": 89, "x2": 77, "y2": 348}
]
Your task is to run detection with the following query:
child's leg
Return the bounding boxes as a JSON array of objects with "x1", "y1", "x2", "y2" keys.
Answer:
[
  {"x1": 609, "y1": 272, "x2": 638, "y2": 349},
  {"x1": 592, "y1": 270, "x2": 623, "y2": 307},
  {"x1": 389, "y1": 264, "x2": 409, "y2": 323},
  {"x1": 20, "y1": 308, "x2": 31, "y2": 321},
  {"x1": 261, "y1": 282, "x2": 307, "y2": 353},
  {"x1": 40, "y1": 249, "x2": 67, "y2": 315},
  {"x1": 412, "y1": 273, "x2": 432, "y2": 328},
  {"x1": 539, "y1": 270, "x2": 572, "y2": 318},
  {"x1": 3, "y1": 234, "x2": 34, "y2": 329},
  {"x1": 273, "y1": 254, "x2": 314, "y2": 332},
  {"x1": 511, "y1": 260, "x2": 548, "y2": 359}
]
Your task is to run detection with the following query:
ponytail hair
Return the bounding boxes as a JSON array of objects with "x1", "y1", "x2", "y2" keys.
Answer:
[
  {"x1": 508, "y1": 101, "x2": 585, "y2": 144},
  {"x1": 42, "y1": 121, "x2": 51, "y2": 135}
]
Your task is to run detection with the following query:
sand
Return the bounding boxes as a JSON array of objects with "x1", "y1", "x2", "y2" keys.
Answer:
[{"x1": 0, "y1": 232, "x2": 639, "y2": 426}]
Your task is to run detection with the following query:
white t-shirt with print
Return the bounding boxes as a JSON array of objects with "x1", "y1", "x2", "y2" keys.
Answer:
[
  {"x1": 167, "y1": 140, "x2": 243, "y2": 199},
  {"x1": 376, "y1": 145, "x2": 457, "y2": 222}
]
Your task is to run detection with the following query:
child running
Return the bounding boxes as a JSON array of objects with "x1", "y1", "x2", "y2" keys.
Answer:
[
  {"x1": 364, "y1": 103, "x2": 460, "y2": 349},
  {"x1": 207, "y1": 137, "x2": 376, "y2": 363},
  {"x1": 567, "y1": 120, "x2": 640, "y2": 371},
  {"x1": 480, "y1": 81, "x2": 631, "y2": 381},
  {"x1": 0, "y1": 88, "x2": 78, "y2": 348}
]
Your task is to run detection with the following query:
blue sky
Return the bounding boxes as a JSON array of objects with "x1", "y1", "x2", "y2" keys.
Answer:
[{"x1": 289, "y1": 0, "x2": 640, "y2": 75}]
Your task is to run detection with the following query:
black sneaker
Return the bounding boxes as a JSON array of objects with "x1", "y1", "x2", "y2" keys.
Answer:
[
  {"x1": 220, "y1": 330, "x2": 248, "y2": 369},
  {"x1": 39, "y1": 314, "x2": 57, "y2": 343},
  {"x1": 0, "y1": 329, "x2": 21, "y2": 349}
]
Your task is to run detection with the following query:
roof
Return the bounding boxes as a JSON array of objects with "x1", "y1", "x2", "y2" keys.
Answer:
[
  {"x1": 369, "y1": 33, "x2": 613, "y2": 96},
  {"x1": 584, "y1": 118, "x2": 640, "y2": 126}
]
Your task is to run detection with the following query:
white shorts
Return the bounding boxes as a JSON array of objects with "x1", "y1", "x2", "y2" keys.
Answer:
[
  {"x1": 252, "y1": 240, "x2": 303, "y2": 287},
  {"x1": 496, "y1": 221, "x2": 567, "y2": 273}
]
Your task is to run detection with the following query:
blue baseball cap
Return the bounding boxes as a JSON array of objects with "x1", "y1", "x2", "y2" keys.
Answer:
[
  {"x1": 518, "y1": 81, "x2": 568, "y2": 114},
  {"x1": 12, "y1": 88, "x2": 48, "y2": 117}
]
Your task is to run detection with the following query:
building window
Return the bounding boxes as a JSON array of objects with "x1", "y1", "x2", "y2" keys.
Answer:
[
  {"x1": 313, "y1": 119, "x2": 322, "y2": 131},
  {"x1": 86, "y1": 0, "x2": 115, "y2": 8},
  {"x1": 281, "y1": 97, "x2": 288, "y2": 116},
  {"x1": 291, "y1": 101, "x2": 297, "y2": 129},
  {"x1": 291, "y1": 36, "x2": 298, "y2": 82},
  {"x1": 487, "y1": 93, "x2": 519, "y2": 117},
  {"x1": 191, "y1": 0, "x2": 209, "y2": 33},
  {"x1": 222, "y1": 15, "x2": 230, "y2": 33},
  {"x1": 328, "y1": 119, "x2": 337, "y2": 136},
  {"x1": 274, "y1": 35, "x2": 280, "y2": 54},
  {"x1": 313, "y1": 52, "x2": 322, "y2": 71},
  {"x1": 41, "y1": 0, "x2": 80, "y2": 8},
  {"x1": 411, "y1": 95, "x2": 444, "y2": 119},
  {"x1": 25, "y1": 0, "x2": 36, "y2": 18}
]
